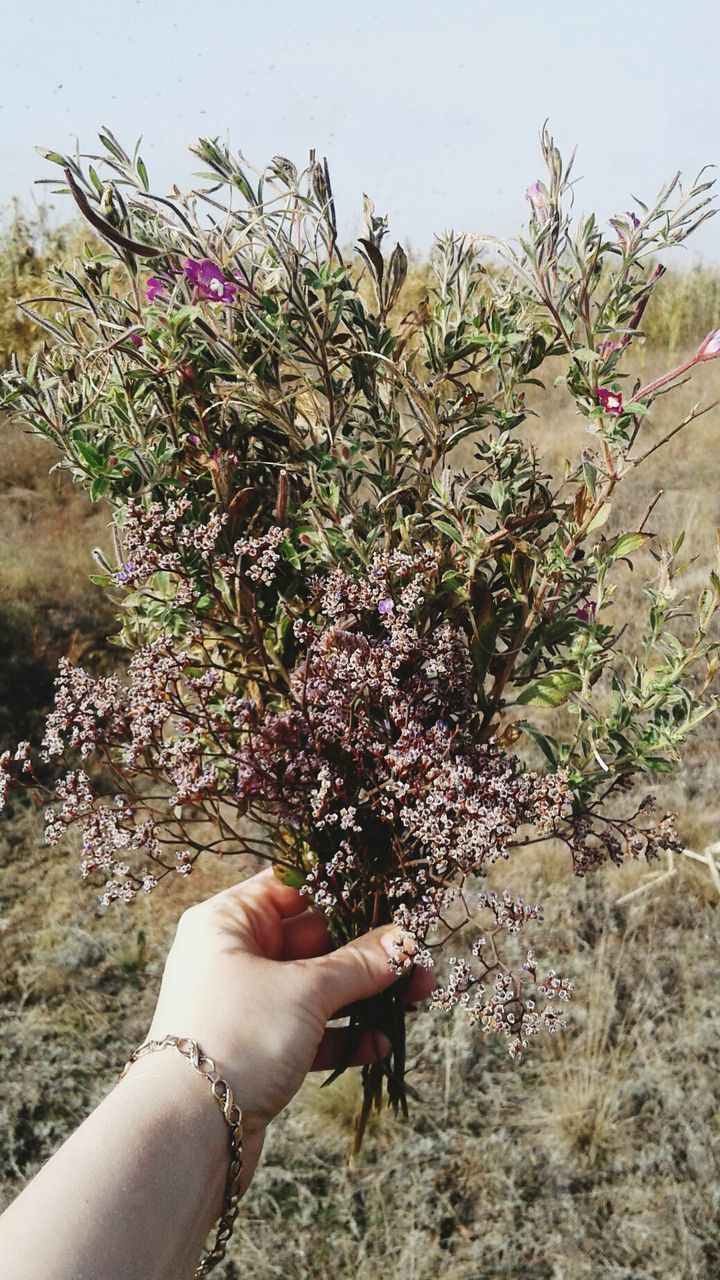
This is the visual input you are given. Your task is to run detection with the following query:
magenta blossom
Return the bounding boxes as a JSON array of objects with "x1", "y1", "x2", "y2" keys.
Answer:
[
  {"x1": 596, "y1": 387, "x2": 624, "y2": 416},
  {"x1": 696, "y1": 328, "x2": 720, "y2": 361},
  {"x1": 145, "y1": 277, "x2": 166, "y2": 303},
  {"x1": 127, "y1": 331, "x2": 143, "y2": 349},
  {"x1": 575, "y1": 600, "x2": 597, "y2": 623},
  {"x1": 184, "y1": 259, "x2": 237, "y2": 303}
]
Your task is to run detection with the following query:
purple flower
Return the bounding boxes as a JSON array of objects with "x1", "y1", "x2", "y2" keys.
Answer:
[
  {"x1": 183, "y1": 258, "x2": 237, "y2": 303},
  {"x1": 145, "y1": 277, "x2": 166, "y2": 303},
  {"x1": 378, "y1": 597, "x2": 395, "y2": 616},
  {"x1": 114, "y1": 561, "x2": 136, "y2": 586},
  {"x1": 128, "y1": 331, "x2": 143, "y2": 349},
  {"x1": 596, "y1": 387, "x2": 624, "y2": 416},
  {"x1": 575, "y1": 601, "x2": 597, "y2": 623},
  {"x1": 187, "y1": 434, "x2": 201, "y2": 447}
]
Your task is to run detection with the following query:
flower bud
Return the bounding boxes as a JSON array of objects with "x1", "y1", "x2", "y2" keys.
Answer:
[{"x1": 696, "y1": 328, "x2": 720, "y2": 362}]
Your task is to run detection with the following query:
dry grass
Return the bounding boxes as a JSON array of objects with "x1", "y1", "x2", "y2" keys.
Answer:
[{"x1": 0, "y1": 422, "x2": 115, "y2": 749}]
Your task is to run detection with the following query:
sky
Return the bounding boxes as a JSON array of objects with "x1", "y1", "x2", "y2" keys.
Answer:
[{"x1": 1, "y1": 0, "x2": 718, "y2": 261}]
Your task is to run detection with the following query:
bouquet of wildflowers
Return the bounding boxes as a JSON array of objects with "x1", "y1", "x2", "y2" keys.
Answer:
[{"x1": 2, "y1": 127, "x2": 719, "y2": 1139}]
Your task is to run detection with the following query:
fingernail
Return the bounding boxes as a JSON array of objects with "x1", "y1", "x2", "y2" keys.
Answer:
[{"x1": 381, "y1": 929, "x2": 417, "y2": 963}]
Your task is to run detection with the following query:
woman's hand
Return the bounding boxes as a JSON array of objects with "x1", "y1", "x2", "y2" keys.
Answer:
[
  {"x1": 143, "y1": 867, "x2": 435, "y2": 1189},
  {"x1": 0, "y1": 867, "x2": 435, "y2": 1279}
]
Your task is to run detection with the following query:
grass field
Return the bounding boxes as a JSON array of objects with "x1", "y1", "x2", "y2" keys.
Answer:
[{"x1": 1, "y1": 219, "x2": 719, "y2": 1277}]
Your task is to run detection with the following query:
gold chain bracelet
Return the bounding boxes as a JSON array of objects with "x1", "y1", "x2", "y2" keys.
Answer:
[{"x1": 119, "y1": 1035, "x2": 243, "y2": 1277}]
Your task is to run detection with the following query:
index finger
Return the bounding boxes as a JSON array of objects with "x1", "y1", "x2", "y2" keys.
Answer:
[{"x1": 214, "y1": 866, "x2": 309, "y2": 919}]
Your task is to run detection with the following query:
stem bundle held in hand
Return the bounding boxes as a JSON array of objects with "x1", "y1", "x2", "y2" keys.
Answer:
[{"x1": 2, "y1": 127, "x2": 719, "y2": 1141}]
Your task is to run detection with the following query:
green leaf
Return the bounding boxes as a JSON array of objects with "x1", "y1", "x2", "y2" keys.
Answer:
[
  {"x1": 99, "y1": 130, "x2": 129, "y2": 163},
  {"x1": 586, "y1": 502, "x2": 612, "y2": 534},
  {"x1": 516, "y1": 670, "x2": 583, "y2": 707},
  {"x1": 603, "y1": 531, "x2": 651, "y2": 562},
  {"x1": 644, "y1": 755, "x2": 673, "y2": 773},
  {"x1": 490, "y1": 481, "x2": 507, "y2": 511},
  {"x1": 89, "y1": 476, "x2": 109, "y2": 501},
  {"x1": 582, "y1": 456, "x2": 597, "y2": 500},
  {"x1": 469, "y1": 586, "x2": 497, "y2": 679},
  {"x1": 280, "y1": 539, "x2": 301, "y2": 569},
  {"x1": 72, "y1": 438, "x2": 102, "y2": 469},
  {"x1": 36, "y1": 148, "x2": 67, "y2": 167},
  {"x1": 434, "y1": 517, "x2": 465, "y2": 546},
  {"x1": 517, "y1": 720, "x2": 560, "y2": 765}
]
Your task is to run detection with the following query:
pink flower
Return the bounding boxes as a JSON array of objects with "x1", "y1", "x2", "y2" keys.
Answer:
[
  {"x1": 696, "y1": 328, "x2": 720, "y2": 361},
  {"x1": 596, "y1": 387, "x2": 624, "y2": 416},
  {"x1": 128, "y1": 331, "x2": 143, "y2": 349},
  {"x1": 145, "y1": 277, "x2": 166, "y2": 302},
  {"x1": 525, "y1": 181, "x2": 548, "y2": 213},
  {"x1": 183, "y1": 258, "x2": 237, "y2": 303}
]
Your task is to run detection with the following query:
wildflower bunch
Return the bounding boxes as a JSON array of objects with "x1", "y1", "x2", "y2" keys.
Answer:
[{"x1": 2, "y1": 127, "x2": 719, "y2": 1127}]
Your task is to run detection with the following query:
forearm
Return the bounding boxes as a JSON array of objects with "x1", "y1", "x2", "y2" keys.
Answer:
[{"x1": 0, "y1": 1050, "x2": 237, "y2": 1280}]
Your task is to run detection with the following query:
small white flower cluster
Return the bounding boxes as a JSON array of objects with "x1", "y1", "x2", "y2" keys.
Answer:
[
  {"x1": 113, "y1": 497, "x2": 226, "y2": 589},
  {"x1": 234, "y1": 525, "x2": 285, "y2": 585},
  {"x1": 41, "y1": 659, "x2": 125, "y2": 762},
  {"x1": 431, "y1": 889, "x2": 574, "y2": 1059}
]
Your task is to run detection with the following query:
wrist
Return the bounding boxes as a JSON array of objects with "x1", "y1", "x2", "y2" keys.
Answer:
[
  {"x1": 117, "y1": 1036, "x2": 263, "y2": 1201},
  {"x1": 118, "y1": 1045, "x2": 229, "y2": 1207}
]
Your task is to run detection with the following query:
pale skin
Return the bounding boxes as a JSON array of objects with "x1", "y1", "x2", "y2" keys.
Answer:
[{"x1": 0, "y1": 868, "x2": 434, "y2": 1280}]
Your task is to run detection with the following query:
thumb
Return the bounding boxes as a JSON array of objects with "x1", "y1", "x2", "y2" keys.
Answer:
[{"x1": 308, "y1": 926, "x2": 417, "y2": 1019}]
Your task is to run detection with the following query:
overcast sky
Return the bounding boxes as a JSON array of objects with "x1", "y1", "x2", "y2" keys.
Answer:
[{"x1": 1, "y1": 0, "x2": 718, "y2": 261}]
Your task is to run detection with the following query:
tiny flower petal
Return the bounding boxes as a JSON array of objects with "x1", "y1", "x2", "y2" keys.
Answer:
[
  {"x1": 145, "y1": 277, "x2": 166, "y2": 302},
  {"x1": 183, "y1": 259, "x2": 200, "y2": 286}
]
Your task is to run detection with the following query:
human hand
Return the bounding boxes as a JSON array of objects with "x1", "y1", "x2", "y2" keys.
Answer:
[{"x1": 142, "y1": 868, "x2": 435, "y2": 1190}]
